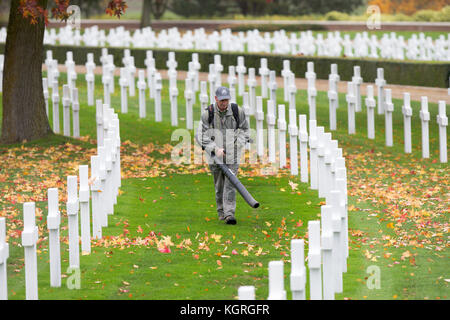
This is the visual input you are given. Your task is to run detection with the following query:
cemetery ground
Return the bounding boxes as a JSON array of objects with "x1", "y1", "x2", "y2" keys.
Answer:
[{"x1": 0, "y1": 71, "x2": 448, "y2": 300}]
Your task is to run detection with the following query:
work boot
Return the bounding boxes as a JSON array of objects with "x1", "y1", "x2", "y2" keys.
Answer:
[{"x1": 225, "y1": 216, "x2": 237, "y2": 225}]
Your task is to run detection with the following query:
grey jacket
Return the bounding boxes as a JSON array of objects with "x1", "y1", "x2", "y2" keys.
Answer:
[{"x1": 195, "y1": 102, "x2": 250, "y2": 164}]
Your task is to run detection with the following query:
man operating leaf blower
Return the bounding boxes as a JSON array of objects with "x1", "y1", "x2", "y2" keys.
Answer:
[{"x1": 195, "y1": 86, "x2": 259, "y2": 225}]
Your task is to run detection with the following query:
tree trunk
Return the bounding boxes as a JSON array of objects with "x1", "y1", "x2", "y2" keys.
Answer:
[
  {"x1": 140, "y1": 0, "x2": 152, "y2": 28},
  {"x1": 1, "y1": 0, "x2": 52, "y2": 144},
  {"x1": 152, "y1": 0, "x2": 168, "y2": 20}
]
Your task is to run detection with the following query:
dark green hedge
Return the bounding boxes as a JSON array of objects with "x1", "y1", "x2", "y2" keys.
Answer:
[
  {"x1": 218, "y1": 23, "x2": 327, "y2": 33},
  {"x1": 1, "y1": 43, "x2": 448, "y2": 88}
]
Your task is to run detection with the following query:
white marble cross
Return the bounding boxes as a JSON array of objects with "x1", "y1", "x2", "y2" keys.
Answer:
[
  {"x1": 166, "y1": 51, "x2": 178, "y2": 72},
  {"x1": 365, "y1": 85, "x2": 376, "y2": 139},
  {"x1": 128, "y1": 56, "x2": 137, "y2": 97},
  {"x1": 45, "y1": 50, "x2": 54, "y2": 84},
  {"x1": 267, "y1": 261, "x2": 286, "y2": 300},
  {"x1": 259, "y1": 58, "x2": 269, "y2": 99},
  {"x1": 288, "y1": 72, "x2": 297, "y2": 111},
  {"x1": 306, "y1": 62, "x2": 317, "y2": 121},
  {"x1": 155, "y1": 73, "x2": 163, "y2": 122},
  {"x1": 402, "y1": 93, "x2": 413, "y2": 153},
  {"x1": 103, "y1": 137, "x2": 114, "y2": 217},
  {"x1": 22, "y1": 202, "x2": 39, "y2": 300},
  {"x1": 419, "y1": 97, "x2": 430, "y2": 159},
  {"x1": 255, "y1": 96, "x2": 265, "y2": 159},
  {"x1": 308, "y1": 220, "x2": 322, "y2": 300},
  {"x1": 309, "y1": 120, "x2": 318, "y2": 190},
  {"x1": 278, "y1": 104, "x2": 287, "y2": 168},
  {"x1": 288, "y1": 108, "x2": 299, "y2": 176},
  {"x1": 248, "y1": 68, "x2": 257, "y2": 116},
  {"x1": 168, "y1": 71, "x2": 178, "y2": 126},
  {"x1": 187, "y1": 61, "x2": 197, "y2": 105},
  {"x1": 191, "y1": 53, "x2": 201, "y2": 92},
  {"x1": 437, "y1": 101, "x2": 448, "y2": 163},
  {"x1": 375, "y1": 68, "x2": 386, "y2": 115},
  {"x1": 326, "y1": 190, "x2": 344, "y2": 294},
  {"x1": 323, "y1": 132, "x2": 333, "y2": 199},
  {"x1": 102, "y1": 66, "x2": 111, "y2": 107},
  {"x1": 238, "y1": 286, "x2": 255, "y2": 300},
  {"x1": 65, "y1": 51, "x2": 76, "y2": 98},
  {"x1": 346, "y1": 82, "x2": 356, "y2": 135},
  {"x1": 290, "y1": 239, "x2": 306, "y2": 300},
  {"x1": 137, "y1": 70, "x2": 147, "y2": 118},
  {"x1": 0, "y1": 217, "x2": 10, "y2": 300},
  {"x1": 144, "y1": 51, "x2": 155, "y2": 98},
  {"x1": 90, "y1": 155, "x2": 102, "y2": 239},
  {"x1": 321, "y1": 204, "x2": 335, "y2": 300},
  {"x1": 62, "y1": 85, "x2": 71, "y2": 137},
  {"x1": 316, "y1": 127, "x2": 326, "y2": 198},
  {"x1": 185, "y1": 77, "x2": 194, "y2": 130},
  {"x1": 208, "y1": 64, "x2": 216, "y2": 104},
  {"x1": 352, "y1": 66, "x2": 363, "y2": 112},
  {"x1": 43, "y1": 78, "x2": 49, "y2": 118},
  {"x1": 97, "y1": 145, "x2": 108, "y2": 228},
  {"x1": 267, "y1": 99, "x2": 276, "y2": 163},
  {"x1": 281, "y1": 60, "x2": 291, "y2": 102},
  {"x1": 384, "y1": 88, "x2": 394, "y2": 147},
  {"x1": 236, "y1": 56, "x2": 246, "y2": 96},
  {"x1": 227, "y1": 66, "x2": 237, "y2": 102},
  {"x1": 214, "y1": 54, "x2": 223, "y2": 88},
  {"x1": 79, "y1": 166, "x2": 91, "y2": 255},
  {"x1": 298, "y1": 114, "x2": 309, "y2": 183},
  {"x1": 268, "y1": 70, "x2": 278, "y2": 119},
  {"x1": 200, "y1": 81, "x2": 209, "y2": 114},
  {"x1": 107, "y1": 55, "x2": 115, "y2": 95},
  {"x1": 72, "y1": 88, "x2": 80, "y2": 138},
  {"x1": 100, "y1": 48, "x2": 109, "y2": 69},
  {"x1": 52, "y1": 79, "x2": 60, "y2": 134},
  {"x1": 329, "y1": 64, "x2": 340, "y2": 109},
  {"x1": 51, "y1": 59, "x2": 60, "y2": 90},
  {"x1": 85, "y1": 53, "x2": 96, "y2": 106},
  {"x1": 67, "y1": 176, "x2": 80, "y2": 268},
  {"x1": 96, "y1": 99, "x2": 104, "y2": 147}
]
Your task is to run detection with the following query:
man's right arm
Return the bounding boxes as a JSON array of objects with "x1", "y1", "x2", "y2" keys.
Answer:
[{"x1": 195, "y1": 111, "x2": 219, "y2": 155}]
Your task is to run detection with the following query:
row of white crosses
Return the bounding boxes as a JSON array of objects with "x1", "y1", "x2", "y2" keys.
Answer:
[
  {"x1": 224, "y1": 56, "x2": 443, "y2": 172},
  {"x1": 99, "y1": 48, "x2": 164, "y2": 121},
  {"x1": 349, "y1": 67, "x2": 448, "y2": 163},
  {"x1": 84, "y1": 48, "x2": 208, "y2": 130},
  {"x1": 43, "y1": 51, "x2": 80, "y2": 138},
  {"x1": 238, "y1": 122, "x2": 349, "y2": 300},
  {"x1": 57, "y1": 49, "x2": 448, "y2": 164},
  {"x1": 38, "y1": 26, "x2": 450, "y2": 62},
  {"x1": 0, "y1": 103, "x2": 121, "y2": 300},
  {"x1": 167, "y1": 51, "x2": 201, "y2": 129},
  {"x1": 317, "y1": 62, "x2": 449, "y2": 164},
  {"x1": 101, "y1": 49, "x2": 115, "y2": 104}
]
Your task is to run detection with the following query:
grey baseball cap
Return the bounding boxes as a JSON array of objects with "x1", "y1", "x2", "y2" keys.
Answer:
[{"x1": 215, "y1": 86, "x2": 231, "y2": 101}]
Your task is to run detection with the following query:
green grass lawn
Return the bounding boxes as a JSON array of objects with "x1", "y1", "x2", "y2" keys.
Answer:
[{"x1": 0, "y1": 69, "x2": 448, "y2": 300}]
